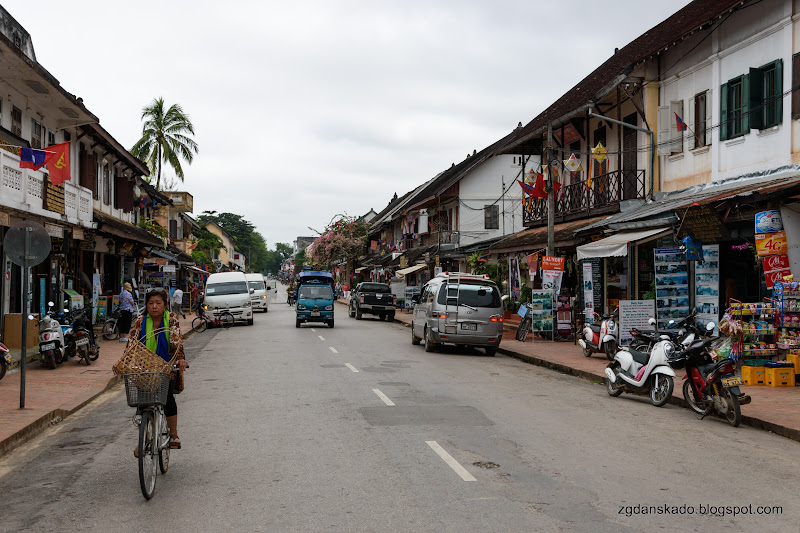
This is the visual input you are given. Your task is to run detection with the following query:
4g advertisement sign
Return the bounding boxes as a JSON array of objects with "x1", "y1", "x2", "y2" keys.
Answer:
[{"x1": 755, "y1": 232, "x2": 787, "y2": 257}]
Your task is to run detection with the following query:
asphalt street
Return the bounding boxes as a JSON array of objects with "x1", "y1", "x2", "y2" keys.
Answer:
[{"x1": 1, "y1": 287, "x2": 799, "y2": 532}]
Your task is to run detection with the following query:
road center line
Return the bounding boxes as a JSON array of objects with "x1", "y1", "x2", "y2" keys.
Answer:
[
  {"x1": 426, "y1": 441, "x2": 476, "y2": 482},
  {"x1": 345, "y1": 363, "x2": 359, "y2": 372},
  {"x1": 372, "y1": 389, "x2": 395, "y2": 406},
  {"x1": 318, "y1": 335, "x2": 325, "y2": 341},
  {"x1": 329, "y1": 347, "x2": 339, "y2": 353},
  {"x1": 311, "y1": 328, "x2": 316, "y2": 332}
]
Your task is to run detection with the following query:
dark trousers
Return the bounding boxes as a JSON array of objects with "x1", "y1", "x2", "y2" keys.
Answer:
[{"x1": 165, "y1": 378, "x2": 177, "y2": 417}]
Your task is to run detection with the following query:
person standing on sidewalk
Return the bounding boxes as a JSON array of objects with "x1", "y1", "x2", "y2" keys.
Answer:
[
  {"x1": 171, "y1": 286, "x2": 185, "y2": 319},
  {"x1": 118, "y1": 282, "x2": 135, "y2": 343}
]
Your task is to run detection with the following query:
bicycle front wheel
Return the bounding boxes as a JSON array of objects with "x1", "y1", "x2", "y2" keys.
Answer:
[
  {"x1": 138, "y1": 410, "x2": 158, "y2": 500},
  {"x1": 159, "y1": 415, "x2": 170, "y2": 474},
  {"x1": 221, "y1": 312, "x2": 235, "y2": 328},
  {"x1": 192, "y1": 316, "x2": 207, "y2": 333}
]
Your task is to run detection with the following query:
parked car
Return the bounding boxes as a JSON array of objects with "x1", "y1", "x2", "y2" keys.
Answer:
[
  {"x1": 410, "y1": 272, "x2": 503, "y2": 356},
  {"x1": 204, "y1": 271, "x2": 254, "y2": 326},
  {"x1": 245, "y1": 273, "x2": 270, "y2": 312},
  {"x1": 348, "y1": 282, "x2": 396, "y2": 321}
]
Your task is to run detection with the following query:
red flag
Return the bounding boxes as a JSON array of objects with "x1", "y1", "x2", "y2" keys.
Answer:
[
  {"x1": 518, "y1": 174, "x2": 546, "y2": 199},
  {"x1": 46, "y1": 142, "x2": 71, "y2": 185}
]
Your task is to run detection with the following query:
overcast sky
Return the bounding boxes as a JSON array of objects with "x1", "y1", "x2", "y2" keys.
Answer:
[{"x1": 6, "y1": 0, "x2": 692, "y2": 248}]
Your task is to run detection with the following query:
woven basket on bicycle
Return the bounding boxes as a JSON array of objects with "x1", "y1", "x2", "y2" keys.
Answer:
[
  {"x1": 112, "y1": 327, "x2": 181, "y2": 395},
  {"x1": 123, "y1": 372, "x2": 172, "y2": 407}
]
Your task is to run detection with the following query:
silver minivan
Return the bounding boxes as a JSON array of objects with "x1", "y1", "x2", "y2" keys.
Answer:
[{"x1": 410, "y1": 272, "x2": 504, "y2": 356}]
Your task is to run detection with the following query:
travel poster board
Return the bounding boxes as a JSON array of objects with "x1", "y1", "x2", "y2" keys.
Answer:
[
  {"x1": 619, "y1": 299, "x2": 655, "y2": 346},
  {"x1": 654, "y1": 247, "x2": 689, "y2": 330},
  {"x1": 583, "y1": 262, "x2": 594, "y2": 323},
  {"x1": 694, "y1": 244, "x2": 720, "y2": 330},
  {"x1": 529, "y1": 289, "x2": 554, "y2": 332}
]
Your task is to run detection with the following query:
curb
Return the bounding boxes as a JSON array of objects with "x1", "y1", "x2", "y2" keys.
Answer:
[{"x1": 0, "y1": 326, "x2": 198, "y2": 458}]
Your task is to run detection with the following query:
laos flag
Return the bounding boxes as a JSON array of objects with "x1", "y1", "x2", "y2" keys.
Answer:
[{"x1": 19, "y1": 147, "x2": 54, "y2": 170}]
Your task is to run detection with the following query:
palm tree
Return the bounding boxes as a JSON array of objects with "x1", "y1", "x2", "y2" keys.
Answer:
[{"x1": 130, "y1": 97, "x2": 198, "y2": 190}]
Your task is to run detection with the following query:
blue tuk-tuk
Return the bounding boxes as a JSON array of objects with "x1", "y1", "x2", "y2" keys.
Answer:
[{"x1": 295, "y1": 271, "x2": 336, "y2": 328}]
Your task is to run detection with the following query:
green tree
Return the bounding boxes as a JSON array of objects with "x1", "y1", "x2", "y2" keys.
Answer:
[
  {"x1": 294, "y1": 249, "x2": 307, "y2": 273},
  {"x1": 191, "y1": 227, "x2": 225, "y2": 268},
  {"x1": 130, "y1": 97, "x2": 199, "y2": 190},
  {"x1": 198, "y1": 211, "x2": 269, "y2": 272}
]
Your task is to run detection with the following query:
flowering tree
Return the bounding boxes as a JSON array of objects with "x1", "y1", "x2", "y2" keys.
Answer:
[{"x1": 306, "y1": 215, "x2": 369, "y2": 271}]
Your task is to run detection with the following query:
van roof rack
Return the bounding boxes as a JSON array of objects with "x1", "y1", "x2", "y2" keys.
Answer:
[{"x1": 434, "y1": 272, "x2": 490, "y2": 280}]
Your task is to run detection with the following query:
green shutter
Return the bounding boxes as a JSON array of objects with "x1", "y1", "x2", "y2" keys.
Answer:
[
  {"x1": 720, "y1": 82, "x2": 729, "y2": 141},
  {"x1": 749, "y1": 68, "x2": 764, "y2": 130},
  {"x1": 775, "y1": 59, "x2": 783, "y2": 126},
  {"x1": 742, "y1": 74, "x2": 750, "y2": 133}
]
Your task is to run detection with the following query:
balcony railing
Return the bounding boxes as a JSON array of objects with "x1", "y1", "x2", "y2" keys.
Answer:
[{"x1": 523, "y1": 169, "x2": 646, "y2": 226}]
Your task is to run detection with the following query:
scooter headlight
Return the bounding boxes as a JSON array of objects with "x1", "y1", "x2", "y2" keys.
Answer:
[{"x1": 663, "y1": 342, "x2": 675, "y2": 358}]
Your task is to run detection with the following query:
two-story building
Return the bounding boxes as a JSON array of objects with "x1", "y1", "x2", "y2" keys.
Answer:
[{"x1": 205, "y1": 221, "x2": 236, "y2": 271}]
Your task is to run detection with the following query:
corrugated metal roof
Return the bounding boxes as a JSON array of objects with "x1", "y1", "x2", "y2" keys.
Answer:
[
  {"x1": 489, "y1": 215, "x2": 609, "y2": 252},
  {"x1": 578, "y1": 169, "x2": 800, "y2": 233}
]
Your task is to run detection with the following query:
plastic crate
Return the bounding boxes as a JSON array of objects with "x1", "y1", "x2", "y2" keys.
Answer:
[
  {"x1": 742, "y1": 366, "x2": 765, "y2": 386},
  {"x1": 765, "y1": 367, "x2": 795, "y2": 387},
  {"x1": 743, "y1": 358, "x2": 770, "y2": 367},
  {"x1": 787, "y1": 353, "x2": 800, "y2": 374}
]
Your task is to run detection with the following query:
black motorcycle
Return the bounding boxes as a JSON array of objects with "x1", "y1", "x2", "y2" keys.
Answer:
[{"x1": 63, "y1": 308, "x2": 99, "y2": 365}]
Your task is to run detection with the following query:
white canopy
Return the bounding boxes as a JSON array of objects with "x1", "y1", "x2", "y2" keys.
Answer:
[
  {"x1": 396, "y1": 263, "x2": 427, "y2": 276},
  {"x1": 354, "y1": 266, "x2": 369, "y2": 273},
  {"x1": 576, "y1": 228, "x2": 669, "y2": 260}
]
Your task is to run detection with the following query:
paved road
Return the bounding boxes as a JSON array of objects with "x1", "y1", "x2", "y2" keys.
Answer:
[{"x1": 1, "y1": 288, "x2": 799, "y2": 532}]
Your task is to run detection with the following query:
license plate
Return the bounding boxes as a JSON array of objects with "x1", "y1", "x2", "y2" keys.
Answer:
[
  {"x1": 461, "y1": 323, "x2": 477, "y2": 331},
  {"x1": 311, "y1": 312, "x2": 320, "y2": 317},
  {"x1": 41, "y1": 342, "x2": 55, "y2": 351},
  {"x1": 76, "y1": 338, "x2": 89, "y2": 347},
  {"x1": 723, "y1": 377, "x2": 743, "y2": 387},
  {"x1": 372, "y1": 306, "x2": 384, "y2": 311}
]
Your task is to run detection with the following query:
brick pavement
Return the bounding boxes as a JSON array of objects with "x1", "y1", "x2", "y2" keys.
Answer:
[
  {"x1": 0, "y1": 311, "x2": 198, "y2": 456},
  {"x1": 338, "y1": 297, "x2": 800, "y2": 442}
]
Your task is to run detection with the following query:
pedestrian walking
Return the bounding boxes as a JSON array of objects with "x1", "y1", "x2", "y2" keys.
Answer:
[
  {"x1": 171, "y1": 286, "x2": 186, "y2": 319},
  {"x1": 118, "y1": 282, "x2": 135, "y2": 342}
]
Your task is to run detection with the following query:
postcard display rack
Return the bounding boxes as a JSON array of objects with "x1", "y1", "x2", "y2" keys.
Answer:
[
  {"x1": 529, "y1": 289, "x2": 554, "y2": 336},
  {"x1": 775, "y1": 281, "x2": 800, "y2": 383}
]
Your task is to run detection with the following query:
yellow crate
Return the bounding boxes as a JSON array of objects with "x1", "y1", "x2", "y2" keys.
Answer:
[
  {"x1": 742, "y1": 366, "x2": 765, "y2": 386},
  {"x1": 787, "y1": 353, "x2": 800, "y2": 374},
  {"x1": 765, "y1": 367, "x2": 795, "y2": 387}
]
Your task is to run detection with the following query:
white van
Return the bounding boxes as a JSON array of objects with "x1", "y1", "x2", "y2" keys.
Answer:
[
  {"x1": 204, "y1": 271, "x2": 253, "y2": 325},
  {"x1": 245, "y1": 273, "x2": 270, "y2": 312},
  {"x1": 265, "y1": 278, "x2": 277, "y2": 306}
]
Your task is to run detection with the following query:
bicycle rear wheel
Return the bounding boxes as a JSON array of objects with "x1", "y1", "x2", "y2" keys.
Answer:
[
  {"x1": 138, "y1": 410, "x2": 158, "y2": 500},
  {"x1": 159, "y1": 415, "x2": 170, "y2": 474},
  {"x1": 192, "y1": 316, "x2": 208, "y2": 333},
  {"x1": 221, "y1": 312, "x2": 235, "y2": 328}
]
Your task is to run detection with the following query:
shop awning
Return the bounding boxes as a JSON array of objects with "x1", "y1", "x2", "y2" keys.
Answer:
[
  {"x1": 354, "y1": 266, "x2": 369, "y2": 273},
  {"x1": 396, "y1": 263, "x2": 427, "y2": 276},
  {"x1": 150, "y1": 248, "x2": 180, "y2": 262},
  {"x1": 576, "y1": 228, "x2": 669, "y2": 260}
]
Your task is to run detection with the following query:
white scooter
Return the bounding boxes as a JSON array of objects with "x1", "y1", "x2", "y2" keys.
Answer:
[
  {"x1": 32, "y1": 302, "x2": 66, "y2": 369},
  {"x1": 604, "y1": 323, "x2": 677, "y2": 407},
  {"x1": 578, "y1": 308, "x2": 619, "y2": 360}
]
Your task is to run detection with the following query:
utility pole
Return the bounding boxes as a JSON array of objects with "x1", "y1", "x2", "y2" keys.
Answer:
[{"x1": 546, "y1": 123, "x2": 555, "y2": 256}]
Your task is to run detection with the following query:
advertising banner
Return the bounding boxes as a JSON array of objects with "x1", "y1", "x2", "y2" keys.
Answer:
[
  {"x1": 529, "y1": 289, "x2": 554, "y2": 332},
  {"x1": 508, "y1": 255, "x2": 522, "y2": 300},
  {"x1": 695, "y1": 244, "x2": 720, "y2": 329},
  {"x1": 619, "y1": 299, "x2": 656, "y2": 346},
  {"x1": 755, "y1": 210, "x2": 784, "y2": 234},
  {"x1": 583, "y1": 262, "x2": 594, "y2": 323},
  {"x1": 654, "y1": 247, "x2": 689, "y2": 330},
  {"x1": 542, "y1": 256, "x2": 565, "y2": 271},
  {"x1": 755, "y1": 231, "x2": 787, "y2": 257}
]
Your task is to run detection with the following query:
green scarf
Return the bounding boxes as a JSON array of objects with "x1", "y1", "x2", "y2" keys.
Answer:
[{"x1": 144, "y1": 310, "x2": 170, "y2": 361}]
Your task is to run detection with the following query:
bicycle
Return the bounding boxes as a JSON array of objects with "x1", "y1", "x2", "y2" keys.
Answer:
[
  {"x1": 191, "y1": 308, "x2": 234, "y2": 332},
  {"x1": 516, "y1": 303, "x2": 532, "y2": 342},
  {"x1": 123, "y1": 369, "x2": 180, "y2": 500}
]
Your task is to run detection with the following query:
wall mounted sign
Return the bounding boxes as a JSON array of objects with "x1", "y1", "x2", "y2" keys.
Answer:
[
  {"x1": 677, "y1": 204, "x2": 729, "y2": 242},
  {"x1": 755, "y1": 231, "x2": 787, "y2": 257},
  {"x1": 755, "y1": 210, "x2": 784, "y2": 234}
]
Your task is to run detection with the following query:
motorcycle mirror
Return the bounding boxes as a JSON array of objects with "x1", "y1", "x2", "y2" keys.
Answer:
[
  {"x1": 47, "y1": 301, "x2": 54, "y2": 307},
  {"x1": 648, "y1": 317, "x2": 656, "y2": 326},
  {"x1": 27, "y1": 314, "x2": 35, "y2": 320},
  {"x1": 667, "y1": 320, "x2": 676, "y2": 327},
  {"x1": 706, "y1": 322, "x2": 716, "y2": 331}
]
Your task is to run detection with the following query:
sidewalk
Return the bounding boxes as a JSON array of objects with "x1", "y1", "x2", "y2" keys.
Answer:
[
  {"x1": 0, "y1": 311, "x2": 198, "y2": 457},
  {"x1": 337, "y1": 298, "x2": 800, "y2": 442}
]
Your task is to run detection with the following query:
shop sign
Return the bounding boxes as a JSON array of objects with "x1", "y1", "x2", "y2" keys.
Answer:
[
  {"x1": 763, "y1": 253, "x2": 791, "y2": 289},
  {"x1": 44, "y1": 223, "x2": 64, "y2": 238},
  {"x1": 50, "y1": 237, "x2": 64, "y2": 254},
  {"x1": 619, "y1": 300, "x2": 656, "y2": 346},
  {"x1": 755, "y1": 232, "x2": 787, "y2": 257},
  {"x1": 542, "y1": 256, "x2": 565, "y2": 271},
  {"x1": 677, "y1": 204, "x2": 729, "y2": 242},
  {"x1": 755, "y1": 210, "x2": 783, "y2": 234},
  {"x1": 72, "y1": 228, "x2": 84, "y2": 240},
  {"x1": 0, "y1": 210, "x2": 9, "y2": 227},
  {"x1": 399, "y1": 256, "x2": 408, "y2": 268},
  {"x1": 163, "y1": 265, "x2": 176, "y2": 273}
]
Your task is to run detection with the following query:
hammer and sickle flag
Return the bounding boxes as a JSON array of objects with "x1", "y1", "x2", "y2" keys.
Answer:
[{"x1": 46, "y1": 142, "x2": 71, "y2": 186}]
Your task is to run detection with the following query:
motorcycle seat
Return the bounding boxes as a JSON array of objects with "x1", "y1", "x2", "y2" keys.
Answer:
[{"x1": 629, "y1": 348, "x2": 651, "y2": 366}]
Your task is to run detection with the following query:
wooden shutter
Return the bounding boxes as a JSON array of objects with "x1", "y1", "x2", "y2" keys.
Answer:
[
  {"x1": 169, "y1": 219, "x2": 178, "y2": 240},
  {"x1": 775, "y1": 59, "x2": 783, "y2": 125},
  {"x1": 720, "y1": 83, "x2": 729, "y2": 141},
  {"x1": 792, "y1": 54, "x2": 800, "y2": 119},
  {"x1": 749, "y1": 68, "x2": 764, "y2": 130},
  {"x1": 705, "y1": 89, "x2": 713, "y2": 145},
  {"x1": 669, "y1": 100, "x2": 683, "y2": 153},
  {"x1": 687, "y1": 96, "x2": 695, "y2": 146},
  {"x1": 79, "y1": 150, "x2": 89, "y2": 189},
  {"x1": 742, "y1": 74, "x2": 750, "y2": 133},
  {"x1": 657, "y1": 106, "x2": 671, "y2": 155},
  {"x1": 114, "y1": 172, "x2": 122, "y2": 209}
]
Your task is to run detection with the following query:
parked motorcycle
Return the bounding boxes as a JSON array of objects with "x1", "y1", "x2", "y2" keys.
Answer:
[
  {"x1": 103, "y1": 305, "x2": 121, "y2": 340},
  {"x1": 669, "y1": 330, "x2": 750, "y2": 427},
  {"x1": 629, "y1": 309, "x2": 701, "y2": 352},
  {"x1": 0, "y1": 340, "x2": 9, "y2": 380},
  {"x1": 579, "y1": 308, "x2": 619, "y2": 360},
  {"x1": 69, "y1": 308, "x2": 99, "y2": 365},
  {"x1": 32, "y1": 302, "x2": 66, "y2": 369},
  {"x1": 604, "y1": 338, "x2": 677, "y2": 407}
]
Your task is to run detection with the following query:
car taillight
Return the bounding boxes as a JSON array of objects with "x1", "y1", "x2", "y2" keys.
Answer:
[
  {"x1": 436, "y1": 313, "x2": 449, "y2": 319},
  {"x1": 490, "y1": 316, "x2": 503, "y2": 322}
]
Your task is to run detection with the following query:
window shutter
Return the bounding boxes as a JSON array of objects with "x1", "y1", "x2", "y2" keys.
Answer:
[
  {"x1": 687, "y1": 97, "x2": 695, "y2": 148},
  {"x1": 114, "y1": 172, "x2": 122, "y2": 209},
  {"x1": 669, "y1": 100, "x2": 683, "y2": 153},
  {"x1": 792, "y1": 54, "x2": 800, "y2": 119},
  {"x1": 484, "y1": 207, "x2": 490, "y2": 229},
  {"x1": 87, "y1": 154, "x2": 97, "y2": 194},
  {"x1": 705, "y1": 89, "x2": 713, "y2": 144},
  {"x1": 657, "y1": 105, "x2": 672, "y2": 155},
  {"x1": 749, "y1": 68, "x2": 763, "y2": 130},
  {"x1": 79, "y1": 150, "x2": 89, "y2": 189},
  {"x1": 775, "y1": 58, "x2": 783, "y2": 125},
  {"x1": 742, "y1": 74, "x2": 750, "y2": 133},
  {"x1": 720, "y1": 83, "x2": 729, "y2": 141},
  {"x1": 169, "y1": 219, "x2": 178, "y2": 240}
]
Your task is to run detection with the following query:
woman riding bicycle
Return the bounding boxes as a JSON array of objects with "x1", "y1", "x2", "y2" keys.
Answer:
[{"x1": 122, "y1": 288, "x2": 188, "y2": 454}]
